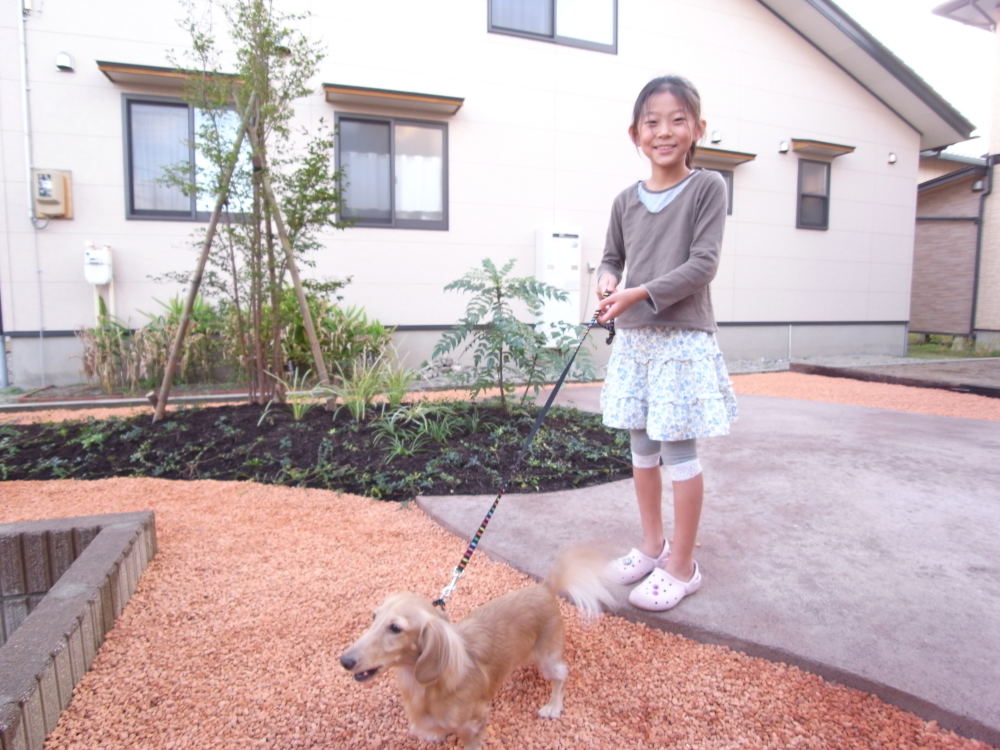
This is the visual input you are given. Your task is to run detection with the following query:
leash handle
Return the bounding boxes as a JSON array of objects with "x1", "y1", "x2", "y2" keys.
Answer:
[{"x1": 590, "y1": 291, "x2": 616, "y2": 344}]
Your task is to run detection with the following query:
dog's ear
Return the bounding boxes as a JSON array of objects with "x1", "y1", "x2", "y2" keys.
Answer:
[{"x1": 414, "y1": 617, "x2": 449, "y2": 684}]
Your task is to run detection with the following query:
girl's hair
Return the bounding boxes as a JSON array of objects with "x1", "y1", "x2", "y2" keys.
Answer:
[{"x1": 629, "y1": 75, "x2": 703, "y2": 168}]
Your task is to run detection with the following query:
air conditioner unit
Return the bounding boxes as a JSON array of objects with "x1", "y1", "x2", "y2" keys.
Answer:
[{"x1": 535, "y1": 229, "x2": 582, "y2": 342}]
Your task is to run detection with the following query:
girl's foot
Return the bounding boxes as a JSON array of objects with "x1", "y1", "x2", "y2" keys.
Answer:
[
  {"x1": 627, "y1": 562, "x2": 701, "y2": 611},
  {"x1": 607, "y1": 541, "x2": 669, "y2": 585}
]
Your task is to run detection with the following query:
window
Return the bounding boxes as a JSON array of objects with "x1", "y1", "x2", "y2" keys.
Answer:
[
  {"x1": 797, "y1": 159, "x2": 830, "y2": 230},
  {"x1": 124, "y1": 95, "x2": 246, "y2": 220},
  {"x1": 489, "y1": 0, "x2": 617, "y2": 53},
  {"x1": 709, "y1": 169, "x2": 734, "y2": 215},
  {"x1": 336, "y1": 115, "x2": 447, "y2": 230}
]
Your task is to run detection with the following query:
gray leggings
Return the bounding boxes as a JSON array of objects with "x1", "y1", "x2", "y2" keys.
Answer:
[{"x1": 629, "y1": 429, "x2": 702, "y2": 480}]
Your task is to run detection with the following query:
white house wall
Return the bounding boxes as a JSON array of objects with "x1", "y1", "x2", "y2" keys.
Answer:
[{"x1": 0, "y1": 0, "x2": 927, "y2": 386}]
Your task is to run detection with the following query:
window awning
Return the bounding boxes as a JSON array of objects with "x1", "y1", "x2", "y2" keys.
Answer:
[
  {"x1": 791, "y1": 139, "x2": 855, "y2": 159},
  {"x1": 933, "y1": 0, "x2": 996, "y2": 31},
  {"x1": 693, "y1": 147, "x2": 756, "y2": 169},
  {"x1": 97, "y1": 60, "x2": 239, "y2": 88},
  {"x1": 323, "y1": 83, "x2": 464, "y2": 116}
]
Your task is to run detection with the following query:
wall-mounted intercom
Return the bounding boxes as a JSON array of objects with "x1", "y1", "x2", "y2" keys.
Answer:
[{"x1": 31, "y1": 168, "x2": 73, "y2": 219}]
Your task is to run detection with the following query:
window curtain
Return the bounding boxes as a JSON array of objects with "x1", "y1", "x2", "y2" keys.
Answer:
[
  {"x1": 491, "y1": 0, "x2": 552, "y2": 34},
  {"x1": 395, "y1": 124, "x2": 443, "y2": 221},
  {"x1": 130, "y1": 102, "x2": 190, "y2": 212},
  {"x1": 342, "y1": 150, "x2": 391, "y2": 219},
  {"x1": 395, "y1": 155, "x2": 442, "y2": 219},
  {"x1": 340, "y1": 119, "x2": 391, "y2": 221}
]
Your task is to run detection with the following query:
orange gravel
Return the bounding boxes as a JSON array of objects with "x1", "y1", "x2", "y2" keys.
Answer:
[
  {"x1": 731, "y1": 371, "x2": 1000, "y2": 421},
  {"x1": 1, "y1": 372, "x2": 996, "y2": 750}
]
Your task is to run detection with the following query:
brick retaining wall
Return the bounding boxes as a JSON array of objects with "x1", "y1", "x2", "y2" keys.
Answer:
[{"x1": 0, "y1": 513, "x2": 157, "y2": 750}]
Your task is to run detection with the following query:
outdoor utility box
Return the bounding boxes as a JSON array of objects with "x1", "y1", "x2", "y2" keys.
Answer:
[
  {"x1": 31, "y1": 168, "x2": 73, "y2": 219},
  {"x1": 84, "y1": 243, "x2": 113, "y2": 285},
  {"x1": 535, "y1": 229, "x2": 582, "y2": 342}
]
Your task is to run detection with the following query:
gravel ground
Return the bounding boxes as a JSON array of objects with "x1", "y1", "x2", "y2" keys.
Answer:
[{"x1": 1, "y1": 372, "x2": 997, "y2": 750}]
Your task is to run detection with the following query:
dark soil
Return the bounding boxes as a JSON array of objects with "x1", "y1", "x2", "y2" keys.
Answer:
[{"x1": 0, "y1": 400, "x2": 631, "y2": 501}]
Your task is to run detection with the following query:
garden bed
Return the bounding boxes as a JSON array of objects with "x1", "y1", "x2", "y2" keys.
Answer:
[{"x1": 0, "y1": 398, "x2": 631, "y2": 501}]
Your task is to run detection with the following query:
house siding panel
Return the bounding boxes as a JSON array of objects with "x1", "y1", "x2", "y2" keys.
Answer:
[{"x1": 0, "y1": 0, "x2": 946, "y2": 385}]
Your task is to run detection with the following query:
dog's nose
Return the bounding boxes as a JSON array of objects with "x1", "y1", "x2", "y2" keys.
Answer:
[{"x1": 340, "y1": 653, "x2": 356, "y2": 671}]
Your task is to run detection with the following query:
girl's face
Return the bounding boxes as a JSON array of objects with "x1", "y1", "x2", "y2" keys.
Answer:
[{"x1": 631, "y1": 90, "x2": 704, "y2": 182}]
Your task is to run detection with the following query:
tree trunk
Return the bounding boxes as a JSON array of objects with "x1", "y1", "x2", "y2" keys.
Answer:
[{"x1": 245, "y1": 125, "x2": 332, "y2": 392}]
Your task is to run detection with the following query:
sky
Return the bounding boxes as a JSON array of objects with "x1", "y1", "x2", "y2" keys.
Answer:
[{"x1": 834, "y1": 0, "x2": 995, "y2": 157}]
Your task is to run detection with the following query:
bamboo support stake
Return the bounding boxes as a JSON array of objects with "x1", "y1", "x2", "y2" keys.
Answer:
[{"x1": 151, "y1": 93, "x2": 255, "y2": 423}]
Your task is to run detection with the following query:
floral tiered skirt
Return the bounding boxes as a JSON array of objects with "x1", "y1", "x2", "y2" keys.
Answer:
[{"x1": 600, "y1": 327, "x2": 738, "y2": 441}]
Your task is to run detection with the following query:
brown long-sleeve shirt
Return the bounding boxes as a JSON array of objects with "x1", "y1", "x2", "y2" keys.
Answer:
[{"x1": 598, "y1": 168, "x2": 727, "y2": 332}]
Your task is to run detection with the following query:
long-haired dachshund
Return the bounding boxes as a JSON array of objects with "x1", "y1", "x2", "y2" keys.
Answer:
[{"x1": 339, "y1": 545, "x2": 615, "y2": 749}]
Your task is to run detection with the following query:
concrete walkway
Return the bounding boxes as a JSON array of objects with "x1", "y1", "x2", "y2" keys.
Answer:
[{"x1": 418, "y1": 374, "x2": 1000, "y2": 747}]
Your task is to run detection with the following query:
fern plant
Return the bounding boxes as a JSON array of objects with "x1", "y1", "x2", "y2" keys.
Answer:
[{"x1": 432, "y1": 258, "x2": 585, "y2": 413}]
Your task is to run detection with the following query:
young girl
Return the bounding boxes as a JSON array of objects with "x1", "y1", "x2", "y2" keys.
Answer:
[{"x1": 595, "y1": 75, "x2": 738, "y2": 611}]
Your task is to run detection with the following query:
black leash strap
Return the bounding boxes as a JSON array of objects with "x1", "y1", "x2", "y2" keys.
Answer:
[{"x1": 433, "y1": 312, "x2": 615, "y2": 609}]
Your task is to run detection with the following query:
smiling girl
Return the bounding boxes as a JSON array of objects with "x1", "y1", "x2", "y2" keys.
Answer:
[{"x1": 595, "y1": 75, "x2": 738, "y2": 611}]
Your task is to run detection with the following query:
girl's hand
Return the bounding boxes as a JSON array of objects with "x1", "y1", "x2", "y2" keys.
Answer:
[
  {"x1": 596, "y1": 273, "x2": 618, "y2": 299},
  {"x1": 595, "y1": 286, "x2": 649, "y2": 324}
]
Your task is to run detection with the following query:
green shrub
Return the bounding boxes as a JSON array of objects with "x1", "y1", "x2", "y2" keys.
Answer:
[
  {"x1": 318, "y1": 350, "x2": 417, "y2": 421},
  {"x1": 78, "y1": 295, "x2": 237, "y2": 393},
  {"x1": 138, "y1": 296, "x2": 234, "y2": 385},
  {"x1": 276, "y1": 286, "x2": 393, "y2": 380},
  {"x1": 432, "y1": 258, "x2": 594, "y2": 413}
]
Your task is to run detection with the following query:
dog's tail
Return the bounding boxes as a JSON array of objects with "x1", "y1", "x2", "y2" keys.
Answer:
[{"x1": 544, "y1": 544, "x2": 617, "y2": 622}]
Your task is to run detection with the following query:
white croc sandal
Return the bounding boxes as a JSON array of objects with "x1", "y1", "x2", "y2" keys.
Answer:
[
  {"x1": 607, "y1": 541, "x2": 670, "y2": 586},
  {"x1": 628, "y1": 562, "x2": 702, "y2": 611}
]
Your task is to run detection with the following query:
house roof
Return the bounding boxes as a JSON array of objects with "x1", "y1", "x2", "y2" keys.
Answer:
[
  {"x1": 918, "y1": 163, "x2": 987, "y2": 193},
  {"x1": 933, "y1": 0, "x2": 998, "y2": 31},
  {"x1": 758, "y1": 0, "x2": 976, "y2": 150}
]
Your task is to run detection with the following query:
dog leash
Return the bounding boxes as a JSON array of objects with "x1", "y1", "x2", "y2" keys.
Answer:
[{"x1": 433, "y1": 304, "x2": 615, "y2": 610}]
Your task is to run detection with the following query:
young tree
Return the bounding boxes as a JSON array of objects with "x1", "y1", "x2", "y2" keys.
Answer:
[{"x1": 161, "y1": 0, "x2": 348, "y2": 407}]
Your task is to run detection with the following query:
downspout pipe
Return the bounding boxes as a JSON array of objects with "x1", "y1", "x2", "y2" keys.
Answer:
[
  {"x1": 0, "y1": 295, "x2": 6, "y2": 388},
  {"x1": 13, "y1": 0, "x2": 47, "y2": 387},
  {"x1": 0, "y1": 1, "x2": 35, "y2": 389},
  {"x1": 969, "y1": 154, "x2": 996, "y2": 338}
]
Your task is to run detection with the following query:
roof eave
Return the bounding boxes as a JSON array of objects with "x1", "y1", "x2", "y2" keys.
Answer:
[
  {"x1": 756, "y1": 0, "x2": 976, "y2": 150},
  {"x1": 932, "y1": 0, "x2": 997, "y2": 31}
]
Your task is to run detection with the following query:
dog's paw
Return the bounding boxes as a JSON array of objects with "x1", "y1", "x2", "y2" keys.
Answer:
[
  {"x1": 409, "y1": 725, "x2": 445, "y2": 742},
  {"x1": 538, "y1": 703, "x2": 563, "y2": 719}
]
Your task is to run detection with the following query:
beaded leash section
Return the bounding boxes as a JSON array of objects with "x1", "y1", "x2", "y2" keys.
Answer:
[{"x1": 433, "y1": 311, "x2": 614, "y2": 609}]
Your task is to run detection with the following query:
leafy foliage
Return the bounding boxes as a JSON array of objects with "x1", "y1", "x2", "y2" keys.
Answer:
[
  {"x1": 275, "y1": 289, "x2": 394, "y2": 379},
  {"x1": 76, "y1": 288, "x2": 395, "y2": 397},
  {"x1": 78, "y1": 296, "x2": 233, "y2": 393},
  {"x1": 160, "y1": 0, "x2": 351, "y2": 404},
  {"x1": 433, "y1": 258, "x2": 595, "y2": 413},
  {"x1": 317, "y1": 350, "x2": 416, "y2": 421}
]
